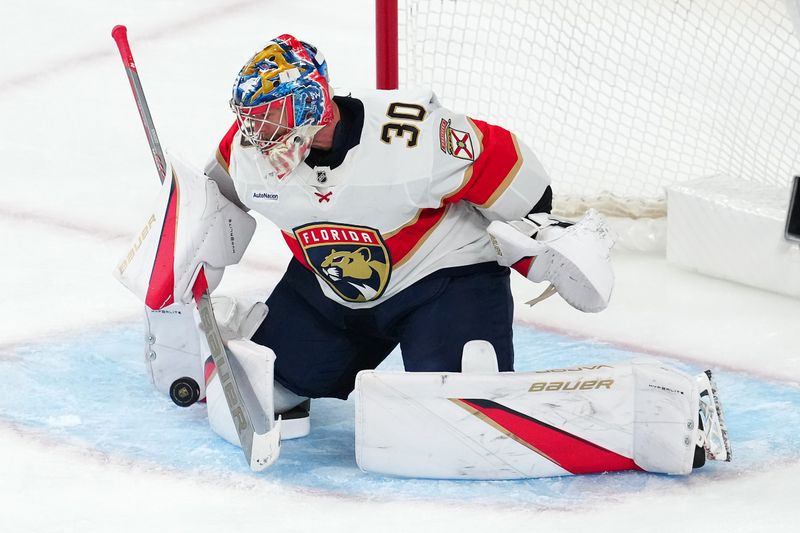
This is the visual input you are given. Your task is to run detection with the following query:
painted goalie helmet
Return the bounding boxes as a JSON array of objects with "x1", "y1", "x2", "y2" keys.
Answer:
[{"x1": 230, "y1": 34, "x2": 333, "y2": 179}]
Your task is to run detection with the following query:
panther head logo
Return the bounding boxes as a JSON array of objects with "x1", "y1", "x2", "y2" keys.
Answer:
[
  {"x1": 320, "y1": 247, "x2": 389, "y2": 302},
  {"x1": 294, "y1": 223, "x2": 392, "y2": 303}
]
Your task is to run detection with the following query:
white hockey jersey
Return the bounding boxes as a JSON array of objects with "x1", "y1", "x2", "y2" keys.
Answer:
[{"x1": 205, "y1": 88, "x2": 551, "y2": 308}]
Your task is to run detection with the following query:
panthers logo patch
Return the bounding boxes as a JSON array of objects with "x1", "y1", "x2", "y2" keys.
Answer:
[{"x1": 294, "y1": 223, "x2": 392, "y2": 303}]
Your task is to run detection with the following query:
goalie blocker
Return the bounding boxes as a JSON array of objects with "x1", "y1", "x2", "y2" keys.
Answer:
[{"x1": 355, "y1": 341, "x2": 731, "y2": 479}]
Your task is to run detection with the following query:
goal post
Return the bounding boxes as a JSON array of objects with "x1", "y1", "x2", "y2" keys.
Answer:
[
  {"x1": 376, "y1": 0, "x2": 399, "y2": 89},
  {"x1": 376, "y1": 0, "x2": 800, "y2": 220}
]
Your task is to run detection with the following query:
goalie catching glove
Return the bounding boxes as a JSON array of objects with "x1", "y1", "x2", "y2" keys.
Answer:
[{"x1": 487, "y1": 209, "x2": 614, "y2": 312}]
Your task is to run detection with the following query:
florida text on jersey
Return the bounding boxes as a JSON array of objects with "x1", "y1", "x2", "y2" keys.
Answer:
[{"x1": 205, "y1": 88, "x2": 551, "y2": 308}]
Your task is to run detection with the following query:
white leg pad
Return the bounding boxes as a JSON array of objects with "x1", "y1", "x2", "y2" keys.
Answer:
[
  {"x1": 144, "y1": 302, "x2": 207, "y2": 399},
  {"x1": 461, "y1": 340, "x2": 500, "y2": 373},
  {"x1": 206, "y1": 339, "x2": 276, "y2": 447},
  {"x1": 143, "y1": 296, "x2": 268, "y2": 403},
  {"x1": 356, "y1": 358, "x2": 700, "y2": 479},
  {"x1": 631, "y1": 360, "x2": 700, "y2": 474},
  {"x1": 211, "y1": 295, "x2": 268, "y2": 341}
]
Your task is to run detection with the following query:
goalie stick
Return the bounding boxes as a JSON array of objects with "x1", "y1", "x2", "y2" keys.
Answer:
[{"x1": 111, "y1": 25, "x2": 280, "y2": 471}]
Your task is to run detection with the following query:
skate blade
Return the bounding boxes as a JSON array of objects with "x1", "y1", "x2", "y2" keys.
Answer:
[{"x1": 704, "y1": 370, "x2": 733, "y2": 462}]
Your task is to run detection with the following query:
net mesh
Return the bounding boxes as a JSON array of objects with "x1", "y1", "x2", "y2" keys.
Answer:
[{"x1": 398, "y1": 0, "x2": 800, "y2": 217}]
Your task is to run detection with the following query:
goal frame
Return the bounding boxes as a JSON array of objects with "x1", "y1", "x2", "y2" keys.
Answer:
[{"x1": 376, "y1": 0, "x2": 399, "y2": 89}]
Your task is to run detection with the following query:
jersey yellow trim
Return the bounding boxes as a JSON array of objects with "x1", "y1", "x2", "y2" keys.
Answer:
[
  {"x1": 215, "y1": 148, "x2": 230, "y2": 174},
  {"x1": 382, "y1": 209, "x2": 423, "y2": 240}
]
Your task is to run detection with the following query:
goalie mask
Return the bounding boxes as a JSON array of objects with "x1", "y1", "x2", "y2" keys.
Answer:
[{"x1": 231, "y1": 34, "x2": 333, "y2": 180}]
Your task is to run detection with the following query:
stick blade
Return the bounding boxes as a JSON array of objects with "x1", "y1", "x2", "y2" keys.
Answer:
[{"x1": 249, "y1": 419, "x2": 282, "y2": 471}]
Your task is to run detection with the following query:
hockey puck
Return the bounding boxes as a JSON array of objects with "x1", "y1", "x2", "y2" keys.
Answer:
[{"x1": 169, "y1": 377, "x2": 200, "y2": 407}]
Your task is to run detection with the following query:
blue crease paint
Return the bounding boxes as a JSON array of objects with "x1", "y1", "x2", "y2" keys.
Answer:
[{"x1": 1, "y1": 324, "x2": 798, "y2": 508}]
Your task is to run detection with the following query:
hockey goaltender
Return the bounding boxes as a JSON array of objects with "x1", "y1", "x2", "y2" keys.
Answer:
[{"x1": 115, "y1": 33, "x2": 731, "y2": 478}]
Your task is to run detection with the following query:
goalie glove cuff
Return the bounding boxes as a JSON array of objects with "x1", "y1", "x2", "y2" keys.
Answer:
[{"x1": 487, "y1": 209, "x2": 615, "y2": 312}]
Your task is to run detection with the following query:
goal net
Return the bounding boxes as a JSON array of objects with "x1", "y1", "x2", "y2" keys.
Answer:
[{"x1": 380, "y1": 0, "x2": 800, "y2": 219}]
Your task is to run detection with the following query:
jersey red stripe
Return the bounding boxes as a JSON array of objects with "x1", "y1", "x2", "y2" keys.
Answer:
[
  {"x1": 460, "y1": 399, "x2": 642, "y2": 475},
  {"x1": 512, "y1": 256, "x2": 534, "y2": 277},
  {"x1": 282, "y1": 231, "x2": 310, "y2": 269},
  {"x1": 384, "y1": 207, "x2": 448, "y2": 266},
  {"x1": 448, "y1": 119, "x2": 520, "y2": 207},
  {"x1": 216, "y1": 120, "x2": 239, "y2": 169}
]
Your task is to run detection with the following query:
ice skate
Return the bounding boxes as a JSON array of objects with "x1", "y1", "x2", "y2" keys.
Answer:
[
  {"x1": 278, "y1": 399, "x2": 311, "y2": 440},
  {"x1": 696, "y1": 370, "x2": 732, "y2": 463}
]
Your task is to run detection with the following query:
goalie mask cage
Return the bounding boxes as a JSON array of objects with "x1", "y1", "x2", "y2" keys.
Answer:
[{"x1": 376, "y1": 0, "x2": 800, "y2": 219}]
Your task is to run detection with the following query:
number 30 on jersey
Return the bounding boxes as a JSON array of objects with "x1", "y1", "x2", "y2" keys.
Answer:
[{"x1": 380, "y1": 102, "x2": 426, "y2": 147}]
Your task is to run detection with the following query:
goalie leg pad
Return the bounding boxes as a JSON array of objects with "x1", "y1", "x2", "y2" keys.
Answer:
[
  {"x1": 144, "y1": 302, "x2": 206, "y2": 401},
  {"x1": 356, "y1": 357, "x2": 703, "y2": 479},
  {"x1": 211, "y1": 295, "x2": 268, "y2": 341},
  {"x1": 145, "y1": 296, "x2": 268, "y2": 405},
  {"x1": 206, "y1": 339, "x2": 277, "y2": 447},
  {"x1": 206, "y1": 342, "x2": 310, "y2": 444}
]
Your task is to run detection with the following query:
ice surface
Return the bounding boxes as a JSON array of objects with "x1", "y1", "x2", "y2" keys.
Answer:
[{"x1": 2, "y1": 324, "x2": 799, "y2": 507}]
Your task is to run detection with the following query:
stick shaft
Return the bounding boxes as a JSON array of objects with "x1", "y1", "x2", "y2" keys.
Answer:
[{"x1": 111, "y1": 25, "x2": 167, "y2": 183}]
